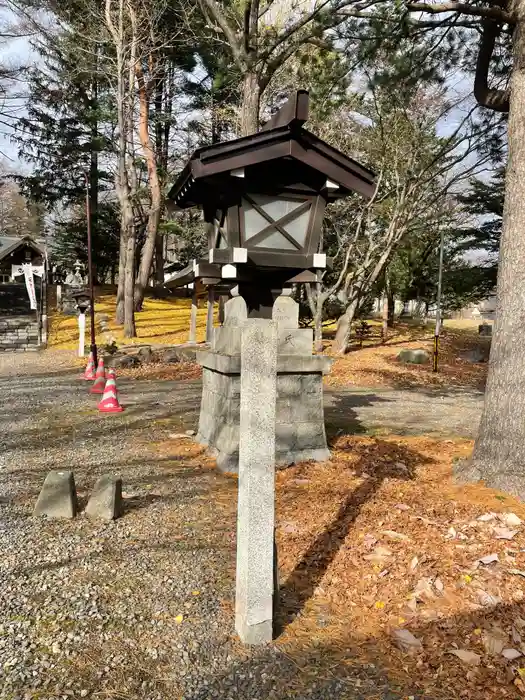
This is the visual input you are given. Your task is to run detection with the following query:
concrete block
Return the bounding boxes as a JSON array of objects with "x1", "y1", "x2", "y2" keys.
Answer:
[
  {"x1": 277, "y1": 374, "x2": 303, "y2": 398},
  {"x1": 275, "y1": 422, "x2": 297, "y2": 453},
  {"x1": 216, "y1": 450, "x2": 240, "y2": 473},
  {"x1": 214, "y1": 422, "x2": 239, "y2": 454},
  {"x1": 292, "y1": 447, "x2": 331, "y2": 464},
  {"x1": 85, "y1": 475, "x2": 123, "y2": 520},
  {"x1": 199, "y1": 351, "x2": 332, "y2": 376},
  {"x1": 397, "y1": 348, "x2": 429, "y2": 364},
  {"x1": 223, "y1": 296, "x2": 248, "y2": 326},
  {"x1": 295, "y1": 422, "x2": 328, "y2": 450},
  {"x1": 213, "y1": 326, "x2": 242, "y2": 355},
  {"x1": 290, "y1": 396, "x2": 324, "y2": 423},
  {"x1": 34, "y1": 471, "x2": 78, "y2": 519},
  {"x1": 302, "y1": 374, "x2": 323, "y2": 394},
  {"x1": 278, "y1": 328, "x2": 313, "y2": 355}
]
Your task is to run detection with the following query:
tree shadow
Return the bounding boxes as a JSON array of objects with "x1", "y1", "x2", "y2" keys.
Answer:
[
  {"x1": 324, "y1": 390, "x2": 394, "y2": 438},
  {"x1": 277, "y1": 438, "x2": 424, "y2": 632}
]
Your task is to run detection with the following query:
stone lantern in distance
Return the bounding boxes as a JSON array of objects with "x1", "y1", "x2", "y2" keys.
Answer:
[{"x1": 166, "y1": 90, "x2": 376, "y2": 472}]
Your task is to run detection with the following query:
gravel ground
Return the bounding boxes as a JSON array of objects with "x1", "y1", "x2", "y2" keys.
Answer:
[
  {"x1": 325, "y1": 385, "x2": 483, "y2": 439},
  {"x1": 0, "y1": 351, "x2": 480, "y2": 699},
  {"x1": 0, "y1": 352, "x2": 405, "y2": 700}
]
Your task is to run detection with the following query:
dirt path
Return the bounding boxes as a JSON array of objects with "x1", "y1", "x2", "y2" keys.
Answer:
[
  {"x1": 0, "y1": 350, "x2": 484, "y2": 441},
  {"x1": 325, "y1": 386, "x2": 483, "y2": 439}
]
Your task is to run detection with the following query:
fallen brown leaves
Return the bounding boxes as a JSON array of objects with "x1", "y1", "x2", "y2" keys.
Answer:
[
  {"x1": 326, "y1": 325, "x2": 488, "y2": 391},
  {"x1": 275, "y1": 436, "x2": 525, "y2": 699},
  {"x1": 116, "y1": 361, "x2": 202, "y2": 382}
]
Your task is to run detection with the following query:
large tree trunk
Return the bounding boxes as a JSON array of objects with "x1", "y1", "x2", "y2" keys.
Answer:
[
  {"x1": 387, "y1": 289, "x2": 395, "y2": 328},
  {"x1": 382, "y1": 294, "x2": 389, "y2": 343},
  {"x1": 457, "y1": 19, "x2": 525, "y2": 496},
  {"x1": 154, "y1": 233, "x2": 164, "y2": 285},
  {"x1": 115, "y1": 225, "x2": 127, "y2": 324},
  {"x1": 240, "y1": 71, "x2": 260, "y2": 136},
  {"x1": 333, "y1": 296, "x2": 360, "y2": 353},
  {"x1": 135, "y1": 206, "x2": 161, "y2": 309},
  {"x1": 123, "y1": 228, "x2": 136, "y2": 338},
  {"x1": 134, "y1": 62, "x2": 163, "y2": 310}
]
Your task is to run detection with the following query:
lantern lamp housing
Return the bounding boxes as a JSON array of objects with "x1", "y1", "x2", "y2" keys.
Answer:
[{"x1": 167, "y1": 91, "x2": 375, "y2": 281}]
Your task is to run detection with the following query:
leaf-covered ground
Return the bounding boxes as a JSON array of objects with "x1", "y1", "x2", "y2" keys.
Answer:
[
  {"x1": 47, "y1": 288, "x2": 210, "y2": 350},
  {"x1": 50, "y1": 288, "x2": 488, "y2": 390},
  {"x1": 326, "y1": 321, "x2": 489, "y2": 391},
  {"x1": 272, "y1": 434, "x2": 525, "y2": 699},
  {"x1": 148, "y1": 432, "x2": 525, "y2": 700}
]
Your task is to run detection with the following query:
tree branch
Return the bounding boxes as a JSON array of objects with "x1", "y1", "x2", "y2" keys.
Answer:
[
  {"x1": 474, "y1": 18, "x2": 510, "y2": 111},
  {"x1": 406, "y1": 1, "x2": 514, "y2": 23},
  {"x1": 197, "y1": 0, "x2": 246, "y2": 65}
]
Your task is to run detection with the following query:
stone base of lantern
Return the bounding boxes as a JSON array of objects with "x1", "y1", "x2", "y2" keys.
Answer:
[{"x1": 195, "y1": 340, "x2": 332, "y2": 474}]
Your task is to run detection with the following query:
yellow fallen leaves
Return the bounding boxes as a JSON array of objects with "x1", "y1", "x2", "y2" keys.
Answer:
[
  {"x1": 174, "y1": 614, "x2": 184, "y2": 624},
  {"x1": 48, "y1": 292, "x2": 214, "y2": 349}
]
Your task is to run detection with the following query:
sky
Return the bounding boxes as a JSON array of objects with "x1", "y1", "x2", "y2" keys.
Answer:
[{"x1": 0, "y1": 8, "x2": 35, "y2": 169}]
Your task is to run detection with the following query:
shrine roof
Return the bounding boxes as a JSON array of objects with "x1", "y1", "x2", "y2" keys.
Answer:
[
  {"x1": 0, "y1": 235, "x2": 45, "y2": 263},
  {"x1": 168, "y1": 91, "x2": 375, "y2": 209}
]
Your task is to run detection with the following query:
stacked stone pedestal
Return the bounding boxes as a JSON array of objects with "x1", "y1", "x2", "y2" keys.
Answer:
[{"x1": 196, "y1": 295, "x2": 332, "y2": 473}]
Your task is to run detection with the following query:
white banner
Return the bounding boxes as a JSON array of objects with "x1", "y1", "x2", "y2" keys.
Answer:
[
  {"x1": 11, "y1": 263, "x2": 43, "y2": 311},
  {"x1": 11, "y1": 264, "x2": 44, "y2": 279},
  {"x1": 23, "y1": 264, "x2": 37, "y2": 310}
]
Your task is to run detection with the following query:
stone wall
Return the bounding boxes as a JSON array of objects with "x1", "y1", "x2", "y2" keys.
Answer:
[
  {"x1": 0, "y1": 316, "x2": 40, "y2": 352},
  {"x1": 0, "y1": 284, "x2": 41, "y2": 316},
  {"x1": 0, "y1": 283, "x2": 45, "y2": 352}
]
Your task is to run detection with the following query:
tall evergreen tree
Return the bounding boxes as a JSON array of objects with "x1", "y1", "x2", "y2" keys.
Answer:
[
  {"x1": 13, "y1": 31, "x2": 110, "y2": 208},
  {"x1": 51, "y1": 201, "x2": 121, "y2": 283}
]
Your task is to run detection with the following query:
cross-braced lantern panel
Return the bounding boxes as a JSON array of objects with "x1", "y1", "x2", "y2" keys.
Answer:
[
  {"x1": 241, "y1": 194, "x2": 313, "y2": 251},
  {"x1": 208, "y1": 209, "x2": 229, "y2": 250}
]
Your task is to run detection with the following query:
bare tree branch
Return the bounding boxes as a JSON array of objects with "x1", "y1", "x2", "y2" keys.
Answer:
[{"x1": 407, "y1": 1, "x2": 514, "y2": 22}]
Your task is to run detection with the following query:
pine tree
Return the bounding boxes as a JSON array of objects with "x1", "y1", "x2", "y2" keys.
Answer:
[
  {"x1": 13, "y1": 31, "x2": 110, "y2": 208},
  {"x1": 51, "y1": 202, "x2": 120, "y2": 283}
]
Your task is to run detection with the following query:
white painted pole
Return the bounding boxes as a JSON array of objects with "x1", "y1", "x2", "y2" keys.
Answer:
[
  {"x1": 78, "y1": 312, "x2": 86, "y2": 357},
  {"x1": 189, "y1": 287, "x2": 198, "y2": 344}
]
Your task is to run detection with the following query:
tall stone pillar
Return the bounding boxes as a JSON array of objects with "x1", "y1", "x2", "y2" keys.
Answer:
[{"x1": 235, "y1": 319, "x2": 277, "y2": 644}]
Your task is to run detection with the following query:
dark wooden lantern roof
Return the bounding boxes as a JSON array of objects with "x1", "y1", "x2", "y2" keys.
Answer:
[
  {"x1": 165, "y1": 92, "x2": 376, "y2": 292},
  {"x1": 168, "y1": 90, "x2": 375, "y2": 209}
]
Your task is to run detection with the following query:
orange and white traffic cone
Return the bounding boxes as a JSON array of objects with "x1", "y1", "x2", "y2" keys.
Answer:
[
  {"x1": 90, "y1": 358, "x2": 106, "y2": 394},
  {"x1": 83, "y1": 352, "x2": 96, "y2": 381},
  {"x1": 98, "y1": 368, "x2": 124, "y2": 413}
]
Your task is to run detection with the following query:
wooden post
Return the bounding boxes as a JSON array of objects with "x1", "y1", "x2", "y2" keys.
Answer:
[
  {"x1": 218, "y1": 294, "x2": 226, "y2": 325},
  {"x1": 206, "y1": 286, "x2": 215, "y2": 343},
  {"x1": 189, "y1": 286, "x2": 198, "y2": 344}
]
